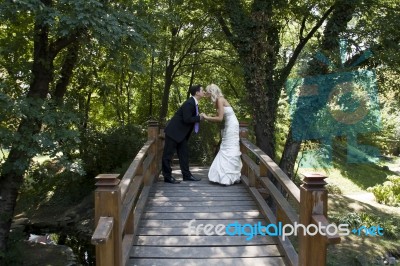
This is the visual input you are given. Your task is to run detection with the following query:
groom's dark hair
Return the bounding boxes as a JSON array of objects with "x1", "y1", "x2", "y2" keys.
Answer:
[{"x1": 189, "y1": 84, "x2": 202, "y2": 96}]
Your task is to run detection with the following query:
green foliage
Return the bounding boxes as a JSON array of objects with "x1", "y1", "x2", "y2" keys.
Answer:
[
  {"x1": 370, "y1": 72, "x2": 400, "y2": 155},
  {"x1": 330, "y1": 140, "x2": 392, "y2": 190},
  {"x1": 1, "y1": 0, "x2": 400, "y2": 263},
  {"x1": 1, "y1": 0, "x2": 149, "y2": 48},
  {"x1": 0, "y1": 97, "x2": 81, "y2": 164},
  {"x1": 333, "y1": 212, "x2": 363, "y2": 227},
  {"x1": 80, "y1": 124, "x2": 146, "y2": 177},
  {"x1": 1, "y1": 228, "x2": 25, "y2": 265},
  {"x1": 188, "y1": 121, "x2": 221, "y2": 165},
  {"x1": 21, "y1": 161, "x2": 64, "y2": 207},
  {"x1": 18, "y1": 124, "x2": 146, "y2": 210},
  {"x1": 367, "y1": 175, "x2": 400, "y2": 207},
  {"x1": 332, "y1": 211, "x2": 399, "y2": 239},
  {"x1": 19, "y1": 157, "x2": 88, "y2": 209},
  {"x1": 326, "y1": 183, "x2": 343, "y2": 195}
]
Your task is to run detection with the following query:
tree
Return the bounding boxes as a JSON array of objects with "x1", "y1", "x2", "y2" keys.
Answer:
[
  {"x1": 280, "y1": 0, "x2": 400, "y2": 178},
  {"x1": 152, "y1": 0, "x2": 212, "y2": 123},
  {"x1": 0, "y1": 0, "x2": 147, "y2": 256},
  {"x1": 279, "y1": 0, "x2": 362, "y2": 178},
  {"x1": 212, "y1": 0, "x2": 334, "y2": 159}
]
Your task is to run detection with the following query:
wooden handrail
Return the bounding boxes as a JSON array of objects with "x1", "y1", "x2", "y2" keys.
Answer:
[
  {"x1": 239, "y1": 122, "x2": 340, "y2": 266},
  {"x1": 91, "y1": 217, "x2": 114, "y2": 265},
  {"x1": 312, "y1": 215, "x2": 341, "y2": 244},
  {"x1": 91, "y1": 217, "x2": 114, "y2": 245},
  {"x1": 91, "y1": 121, "x2": 162, "y2": 266},
  {"x1": 119, "y1": 140, "x2": 154, "y2": 200},
  {"x1": 240, "y1": 138, "x2": 300, "y2": 204}
]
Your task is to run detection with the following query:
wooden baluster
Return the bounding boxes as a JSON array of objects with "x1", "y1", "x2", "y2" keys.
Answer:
[
  {"x1": 146, "y1": 120, "x2": 159, "y2": 185},
  {"x1": 259, "y1": 161, "x2": 268, "y2": 190},
  {"x1": 298, "y1": 173, "x2": 328, "y2": 266},
  {"x1": 94, "y1": 174, "x2": 122, "y2": 266},
  {"x1": 157, "y1": 125, "x2": 165, "y2": 174}
]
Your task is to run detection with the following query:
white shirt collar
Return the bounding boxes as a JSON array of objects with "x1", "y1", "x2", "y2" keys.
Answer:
[{"x1": 192, "y1": 96, "x2": 198, "y2": 105}]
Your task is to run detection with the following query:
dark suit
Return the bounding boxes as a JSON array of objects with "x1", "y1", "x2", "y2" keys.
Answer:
[{"x1": 162, "y1": 97, "x2": 200, "y2": 178}]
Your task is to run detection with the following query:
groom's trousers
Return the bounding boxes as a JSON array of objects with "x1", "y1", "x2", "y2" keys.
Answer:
[{"x1": 162, "y1": 135, "x2": 191, "y2": 178}]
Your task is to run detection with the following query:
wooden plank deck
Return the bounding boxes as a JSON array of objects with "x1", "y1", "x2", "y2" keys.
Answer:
[{"x1": 128, "y1": 166, "x2": 286, "y2": 266}]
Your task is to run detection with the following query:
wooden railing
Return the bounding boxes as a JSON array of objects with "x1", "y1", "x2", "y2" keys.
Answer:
[
  {"x1": 91, "y1": 121, "x2": 163, "y2": 266},
  {"x1": 90, "y1": 120, "x2": 339, "y2": 266},
  {"x1": 238, "y1": 122, "x2": 341, "y2": 266}
]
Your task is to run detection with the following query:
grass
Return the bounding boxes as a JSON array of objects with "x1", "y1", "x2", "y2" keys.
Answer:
[
  {"x1": 297, "y1": 142, "x2": 400, "y2": 194},
  {"x1": 296, "y1": 143, "x2": 400, "y2": 265},
  {"x1": 327, "y1": 194, "x2": 400, "y2": 265}
]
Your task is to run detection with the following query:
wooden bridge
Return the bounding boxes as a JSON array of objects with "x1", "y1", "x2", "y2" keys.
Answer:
[{"x1": 91, "y1": 121, "x2": 341, "y2": 266}]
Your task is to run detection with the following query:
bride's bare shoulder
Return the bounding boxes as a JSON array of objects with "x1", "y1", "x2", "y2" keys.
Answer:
[
  {"x1": 215, "y1": 96, "x2": 223, "y2": 105},
  {"x1": 221, "y1": 97, "x2": 231, "y2": 107}
]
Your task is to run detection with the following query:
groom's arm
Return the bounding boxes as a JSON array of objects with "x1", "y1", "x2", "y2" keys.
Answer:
[{"x1": 182, "y1": 101, "x2": 200, "y2": 124}]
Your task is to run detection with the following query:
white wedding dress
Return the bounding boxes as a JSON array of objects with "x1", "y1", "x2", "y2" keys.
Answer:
[{"x1": 208, "y1": 106, "x2": 242, "y2": 185}]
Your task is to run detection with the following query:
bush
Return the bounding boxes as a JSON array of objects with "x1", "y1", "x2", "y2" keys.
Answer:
[
  {"x1": 367, "y1": 175, "x2": 400, "y2": 206},
  {"x1": 188, "y1": 122, "x2": 222, "y2": 165},
  {"x1": 20, "y1": 159, "x2": 93, "y2": 208},
  {"x1": 326, "y1": 183, "x2": 343, "y2": 195},
  {"x1": 19, "y1": 124, "x2": 147, "y2": 210},
  {"x1": 80, "y1": 124, "x2": 146, "y2": 177},
  {"x1": 331, "y1": 211, "x2": 399, "y2": 239}
]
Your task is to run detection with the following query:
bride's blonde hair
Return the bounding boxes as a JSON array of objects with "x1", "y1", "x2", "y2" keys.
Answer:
[{"x1": 206, "y1": 84, "x2": 223, "y2": 103}]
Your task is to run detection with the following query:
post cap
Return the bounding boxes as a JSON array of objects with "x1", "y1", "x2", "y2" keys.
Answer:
[
  {"x1": 239, "y1": 121, "x2": 249, "y2": 127},
  {"x1": 147, "y1": 120, "x2": 159, "y2": 127},
  {"x1": 95, "y1": 174, "x2": 120, "y2": 187},
  {"x1": 302, "y1": 172, "x2": 327, "y2": 189}
]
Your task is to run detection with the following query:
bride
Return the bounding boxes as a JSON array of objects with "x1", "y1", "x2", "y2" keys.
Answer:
[{"x1": 203, "y1": 84, "x2": 242, "y2": 185}]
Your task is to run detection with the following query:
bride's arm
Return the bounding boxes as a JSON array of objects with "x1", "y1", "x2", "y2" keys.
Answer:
[{"x1": 204, "y1": 98, "x2": 224, "y2": 122}]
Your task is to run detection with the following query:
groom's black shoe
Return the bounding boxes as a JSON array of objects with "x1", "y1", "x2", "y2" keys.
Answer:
[
  {"x1": 164, "y1": 176, "x2": 181, "y2": 184},
  {"x1": 183, "y1": 175, "x2": 201, "y2": 181}
]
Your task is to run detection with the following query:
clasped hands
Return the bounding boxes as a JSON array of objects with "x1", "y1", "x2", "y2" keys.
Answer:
[{"x1": 200, "y1": 113, "x2": 209, "y2": 121}]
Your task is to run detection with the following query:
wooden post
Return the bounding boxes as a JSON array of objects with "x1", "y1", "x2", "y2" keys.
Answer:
[
  {"x1": 94, "y1": 174, "x2": 122, "y2": 266},
  {"x1": 148, "y1": 120, "x2": 159, "y2": 140},
  {"x1": 298, "y1": 173, "x2": 328, "y2": 266},
  {"x1": 158, "y1": 124, "x2": 165, "y2": 174},
  {"x1": 239, "y1": 121, "x2": 249, "y2": 139},
  {"x1": 91, "y1": 217, "x2": 114, "y2": 266},
  {"x1": 146, "y1": 120, "x2": 159, "y2": 185}
]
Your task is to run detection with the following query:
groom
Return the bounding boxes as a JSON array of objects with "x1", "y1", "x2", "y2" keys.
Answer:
[{"x1": 162, "y1": 84, "x2": 205, "y2": 184}]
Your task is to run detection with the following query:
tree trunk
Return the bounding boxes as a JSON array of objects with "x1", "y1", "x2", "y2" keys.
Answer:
[
  {"x1": 220, "y1": 0, "x2": 280, "y2": 159},
  {"x1": 216, "y1": 0, "x2": 338, "y2": 164},
  {"x1": 187, "y1": 53, "x2": 197, "y2": 99},
  {"x1": 241, "y1": 55, "x2": 277, "y2": 158},
  {"x1": 149, "y1": 50, "x2": 155, "y2": 118},
  {"x1": 82, "y1": 91, "x2": 92, "y2": 130},
  {"x1": 159, "y1": 58, "x2": 175, "y2": 123},
  {"x1": 0, "y1": 2, "x2": 81, "y2": 252},
  {"x1": 279, "y1": 0, "x2": 359, "y2": 178},
  {"x1": 126, "y1": 73, "x2": 133, "y2": 125},
  {"x1": 53, "y1": 41, "x2": 80, "y2": 102},
  {"x1": 0, "y1": 18, "x2": 54, "y2": 254}
]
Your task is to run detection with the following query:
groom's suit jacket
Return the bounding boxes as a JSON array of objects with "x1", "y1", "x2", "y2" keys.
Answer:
[{"x1": 164, "y1": 97, "x2": 200, "y2": 143}]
